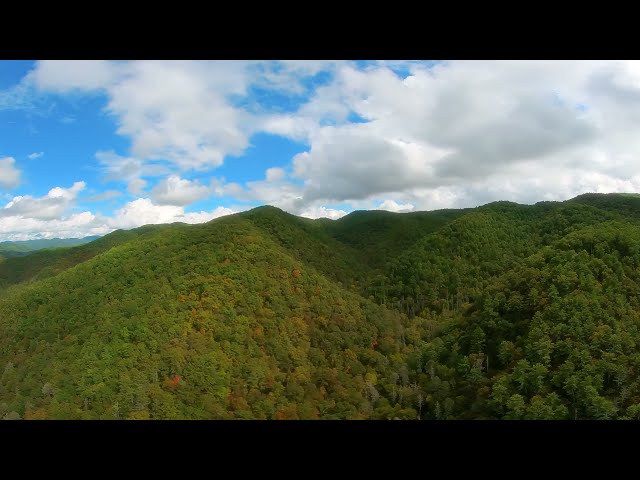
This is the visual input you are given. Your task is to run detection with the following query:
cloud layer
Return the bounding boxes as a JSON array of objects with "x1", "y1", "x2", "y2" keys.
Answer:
[
  {"x1": 5, "y1": 60, "x2": 640, "y2": 239},
  {"x1": 0, "y1": 182, "x2": 238, "y2": 241}
]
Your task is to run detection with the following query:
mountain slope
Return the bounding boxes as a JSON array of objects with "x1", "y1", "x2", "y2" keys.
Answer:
[
  {"x1": 239, "y1": 206, "x2": 369, "y2": 288},
  {"x1": 0, "y1": 236, "x2": 100, "y2": 258},
  {"x1": 0, "y1": 213, "x2": 410, "y2": 419},
  {"x1": 567, "y1": 192, "x2": 640, "y2": 220},
  {"x1": 321, "y1": 208, "x2": 468, "y2": 269},
  {"x1": 0, "y1": 227, "x2": 165, "y2": 291},
  {"x1": 409, "y1": 220, "x2": 640, "y2": 419},
  {"x1": 371, "y1": 200, "x2": 620, "y2": 317}
]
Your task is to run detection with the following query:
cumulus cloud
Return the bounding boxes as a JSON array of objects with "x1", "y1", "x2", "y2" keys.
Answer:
[
  {"x1": 149, "y1": 175, "x2": 211, "y2": 206},
  {"x1": 0, "y1": 157, "x2": 21, "y2": 189},
  {"x1": 0, "y1": 181, "x2": 107, "y2": 240},
  {"x1": 107, "y1": 198, "x2": 236, "y2": 229},
  {"x1": 292, "y1": 124, "x2": 449, "y2": 202},
  {"x1": 28, "y1": 152, "x2": 44, "y2": 160},
  {"x1": 378, "y1": 200, "x2": 415, "y2": 213},
  {"x1": 270, "y1": 60, "x2": 640, "y2": 210},
  {"x1": 29, "y1": 60, "x2": 117, "y2": 93},
  {"x1": 1, "y1": 181, "x2": 85, "y2": 220},
  {"x1": 0, "y1": 182, "x2": 238, "y2": 241},
  {"x1": 105, "y1": 62, "x2": 252, "y2": 170},
  {"x1": 217, "y1": 167, "x2": 304, "y2": 213},
  {"x1": 210, "y1": 166, "x2": 353, "y2": 220},
  {"x1": 30, "y1": 61, "x2": 289, "y2": 171},
  {"x1": 0, "y1": 211, "x2": 110, "y2": 242},
  {"x1": 300, "y1": 206, "x2": 348, "y2": 220},
  {"x1": 27, "y1": 60, "x2": 339, "y2": 174}
]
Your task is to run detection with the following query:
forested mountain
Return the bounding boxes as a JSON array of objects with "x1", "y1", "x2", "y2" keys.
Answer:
[
  {"x1": 0, "y1": 236, "x2": 100, "y2": 258},
  {"x1": 1, "y1": 193, "x2": 640, "y2": 419},
  {"x1": 0, "y1": 229, "x2": 148, "y2": 289},
  {"x1": 321, "y1": 208, "x2": 468, "y2": 269}
]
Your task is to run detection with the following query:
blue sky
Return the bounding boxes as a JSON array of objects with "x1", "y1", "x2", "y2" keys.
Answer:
[{"x1": 1, "y1": 60, "x2": 639, "y2": 240}]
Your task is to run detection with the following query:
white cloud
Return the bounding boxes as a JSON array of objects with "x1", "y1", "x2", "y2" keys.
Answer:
[
  {"x1": 18, "y1": 60, "x2": 640, "y2": 218},
  {"x1": 180, "y1": 207, "x2": 237, "y2": 223},
  {"x1": 1, "y1": 181, "x2": 85, "y2": 220},
  {"x1": 0, "y1": 211, "x2": 110, "y2": 242},
  {"x1": 48, "y1": 181, "x2": 85, "y2": 200},
  {"x1": 29, "y1": 60, "x2": 117, "y2": 93},
  {"x1": 107, "y1": 198, "x2": 184, "y2": 229},
  {"x1": 0, "y1": 181, "x2": 108, "y2": 241},
  {"x1": 31, "y1": 61, "x2": 257, "y2": 172},
  {"x1": 96, "y1": 150, "x2": 144, "y2": 181},
  {"x1": 0, "y1": 184, "x2": 238, "y2": 241},
  {"x1": 378, "y1": 200, "x2": 415, "y2": 213},
  {"x1": 27, "y1": 61, "x2": 339, "y2": 174},
  {"x1": 105, "y1": 62, "x2": 252, "y2": 170},
  {"x1": 28, "y1": 152, "x2": 44, "y2": 160},
  {"x1": 149, "y1": 175, "x2": 211, "y2": 206},
  {"x1": 292, "y1": 124, "x2": 449, "y2": 202},
  {"x1": 217, "y1": 168, "x2": 305, "y2": 213},
  {"x1": 108, "y1": 198, "x2": 236, "y2": 229},
  {"x1": 300, "y1": 206, "x2": 348, "y2": 220},
  {"x1": 0, "y1": 157, "x2": 21, "y2": 189}
]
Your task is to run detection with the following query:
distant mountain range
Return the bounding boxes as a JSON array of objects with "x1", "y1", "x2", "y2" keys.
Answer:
[{"x1": 0, "y1": 236, "x2": 101, "y2": 258}]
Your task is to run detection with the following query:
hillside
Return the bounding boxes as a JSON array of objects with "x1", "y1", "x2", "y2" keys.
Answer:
[
  {"x1": 0, "y1": 213, "x2": 410, "y2": 419},
  {"x1": 322, "y1": 208, "x2": 468, "y2": 269},
  {"x1": 0, "y1": 236, "x2": 100, "y2": 258},
  {"x1": 240, "y1": 206, "x2": 370, "y2": 288},
  {"x1": 2, "y1": 193, "x2": 640, "y2": 419},
  {"x1": 0, "y1": 229, "x2": 150, "y2": 290}
]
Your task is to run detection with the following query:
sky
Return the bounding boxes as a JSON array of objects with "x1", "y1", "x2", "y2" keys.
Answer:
[{"x1": 2, "y1": 60, "x2": 640, "y2": 240}]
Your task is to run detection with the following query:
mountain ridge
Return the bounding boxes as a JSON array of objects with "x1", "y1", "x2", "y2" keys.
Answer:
[{"x1": 0, "y1": 236, "x2": 101, "y2": 258}]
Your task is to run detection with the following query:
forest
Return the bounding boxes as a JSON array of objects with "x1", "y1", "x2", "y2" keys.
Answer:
[{"x1": 1, "y1": 192, "x2": 640, "y2": 420}]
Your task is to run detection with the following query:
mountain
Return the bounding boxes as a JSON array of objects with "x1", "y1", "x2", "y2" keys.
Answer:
[
  {"x1": 0, "y1": 212, "x2": 409, "y2": 419},
  {"x1": 0, "y1": 230, "x2": 144, "y2": 289},
  {"x1": 0, "y1": 236, "x2": 100, "y2": 258},
  {"x1": 321, "y1": 208, "x2": 469, "y2": 270},
  {"x1": 1, "y1": 193, "x2": 640, "y2": 420}
]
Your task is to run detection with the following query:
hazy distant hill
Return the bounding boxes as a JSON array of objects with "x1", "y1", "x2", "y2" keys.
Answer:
[
  {"x1": 2, "y1": 194, "x2": 640, "y2": 420},
  {"x1": 0, "y1": 236, "x2": 100, "y2": 258}
]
